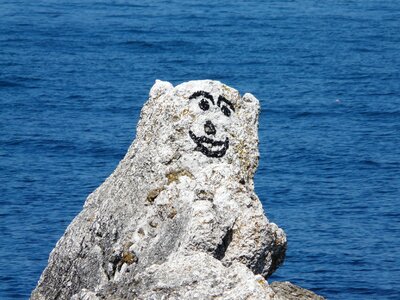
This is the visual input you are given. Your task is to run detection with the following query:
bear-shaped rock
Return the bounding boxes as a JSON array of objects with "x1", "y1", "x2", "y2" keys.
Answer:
[{"x1": 31, "y1": 80, "x2": 287, "y2": 300}]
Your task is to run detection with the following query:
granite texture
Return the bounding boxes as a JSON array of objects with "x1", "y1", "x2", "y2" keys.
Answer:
[
  {"x1": 270, "y1": 282, "x2": 325, "y2": 300},
  {"x1": 31, "y1": 80, "x2": 323, "y2": 299}
]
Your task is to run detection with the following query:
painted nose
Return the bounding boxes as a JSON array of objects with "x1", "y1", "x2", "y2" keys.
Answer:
[{"x1": 204, "y1": 120, "x2": 216, "y2": 135}]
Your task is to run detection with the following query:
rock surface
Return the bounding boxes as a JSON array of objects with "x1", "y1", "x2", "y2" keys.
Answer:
[
  {"x1": 270, "y1": 282, "x2": 325, "y2": 300},
  {"x1": 31, "y1": 80, "x2": 320, "y2": 299}
]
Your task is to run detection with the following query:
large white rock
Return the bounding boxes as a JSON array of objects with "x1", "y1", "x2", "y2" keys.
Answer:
[{"x1": 31, "y1": 80, "x2": 287, "y2": 299}]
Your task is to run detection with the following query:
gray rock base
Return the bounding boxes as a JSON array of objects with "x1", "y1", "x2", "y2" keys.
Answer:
[{"x1": 271, "y1": 281, "x2": 325, "y2": 300}]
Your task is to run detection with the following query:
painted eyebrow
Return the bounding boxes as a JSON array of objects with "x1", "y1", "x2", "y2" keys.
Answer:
[
  {"x1": 217, "y1": 95, "x2": 235, "y2": 112},
  {"x1": 189, "y1": 91, "x2": 215, "y2": 105}
]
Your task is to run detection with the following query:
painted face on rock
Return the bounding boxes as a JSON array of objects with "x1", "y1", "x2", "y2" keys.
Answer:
[{"x1": 188, "y1": 91, "x2": 235, "y2": 158}]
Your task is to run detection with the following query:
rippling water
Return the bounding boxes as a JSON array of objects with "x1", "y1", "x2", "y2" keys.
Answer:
[{"x1": 1, "y1": 1, "x2": 399, "y2": 299}]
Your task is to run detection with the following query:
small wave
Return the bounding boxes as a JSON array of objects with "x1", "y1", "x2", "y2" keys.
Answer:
[
  {"x1": 0, "y1": 80, "x2": 23, "y2": 88},
  {"x1": 294, "y1": 111, "x2": 338, "y2": 117},
  {"x1": 122, "y1": 40, "x2": 157, "y2": 48},
  {"x1": 118, "y1": 28, "x2": 151, "y2": 34},
  {"x1": 262, "y1": 108, "x2": 285, "y2": 114},
  {"x1": 359, "y1": 159, "x2": 381, "y2": 167},
  {"x1": 66, "y1": 94, "x2": 84, "y2": 100},
  {"x1": 350, "y1": 47, "x2": 379, "y2": 53},
  {"x1": 121, "y1": 40, "x2": 195, "y2": 51},
  {"x1": 108, "y1": 3, "x2": 150, "y2": 8},
  {"x1": 360, "y1": 111, "x2": 400, "y2": 117}
]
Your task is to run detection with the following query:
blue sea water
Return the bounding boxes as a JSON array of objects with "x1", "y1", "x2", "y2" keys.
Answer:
[{"x1": 1, "y1": 0, "x2": 399, "y2": 299}]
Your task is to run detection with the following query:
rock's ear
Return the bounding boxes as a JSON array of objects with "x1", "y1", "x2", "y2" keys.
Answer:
[
  {"x1": 242, "y1": 93, "x2": 260, "y2": 124},
  {"x1": 149, "y1": 79, "x2": 174, "y2": 99}
]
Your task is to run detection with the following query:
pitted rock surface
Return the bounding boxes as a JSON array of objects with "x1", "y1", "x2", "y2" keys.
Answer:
[
  {"x1": 270, "y1": 282, "x2": 326, "y2": 300},
  {"x1": 31, "y1": 80, "x2": 288, "y2": 299}
]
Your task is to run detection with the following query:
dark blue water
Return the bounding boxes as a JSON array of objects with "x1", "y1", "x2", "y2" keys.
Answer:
[{"x1": 1, "y1": 0, "x2": 399, "y2": 299}]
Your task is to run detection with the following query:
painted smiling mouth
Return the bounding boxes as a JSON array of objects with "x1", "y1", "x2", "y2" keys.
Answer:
[{"x1": 189, "y1": 130, "x2": 229, "y2": 158}]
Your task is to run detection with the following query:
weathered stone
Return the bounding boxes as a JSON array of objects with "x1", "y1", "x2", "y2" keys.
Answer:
[
  {"x1": 32, "y1": 80, "x2": 293, "y2": 299},
  {"x1": 270, "y1": 281, "x2": 326, "y2": 300}
]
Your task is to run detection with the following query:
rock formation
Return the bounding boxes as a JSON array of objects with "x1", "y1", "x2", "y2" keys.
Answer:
[
  {"x1": 271, "y1": 282, "x2": 325, "y2": 300},
  {"x1": 31, "y1": 80, "x2": 322, "y2": 299}
]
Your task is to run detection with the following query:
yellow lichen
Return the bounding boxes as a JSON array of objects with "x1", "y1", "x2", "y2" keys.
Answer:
[
  {"x1": 179, "y1": 108, "x2": 195, "y2": 119},
  {"x1": 146, "y1": 187, "x2": 164, "y2": 203},
  {"x1": 122, "y1": 251, "x2": 137, "y2": 265},
  {"x1": 166, "y1": 170, "x2": 194, "y2": 184},
  {"x1": 168, "y1": 207, "x2": 177, "y2": 219}
]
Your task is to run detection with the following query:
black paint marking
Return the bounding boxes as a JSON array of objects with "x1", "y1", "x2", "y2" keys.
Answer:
[
  {"x1": 188, "y1": 91, "x2": 234, "y2": 158},
  {"x1": 217, "y1": 95, "x2": 235, "y2": 111},
  {"x1": 199, "y1": 99, "x2": 210, "y2": 111},
  {"x1": 217, "y1": 95, "x2": 235, "y2": 117},
  {"x1": 189, "y1": 91, "x2": 215, "y2": 105},
  {"x1": 204, "y1": 120, "x2": 216, "y2": 135},
  {"x1": 189, "y1": 130, "x2": 229, "y2": 158},
  {"x1": 221, "y1": 106, "x2": 231, "y2": 117}
]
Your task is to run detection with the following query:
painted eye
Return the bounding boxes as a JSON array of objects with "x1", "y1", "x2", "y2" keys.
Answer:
[
  {"x1": 199, "y1": 99, "x2": 210, "y2": 111},
  {"x1": 221, "y1": 106, "x2": 231, "y2": 117}
]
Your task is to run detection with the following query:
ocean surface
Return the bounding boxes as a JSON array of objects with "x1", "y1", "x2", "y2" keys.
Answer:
[{"x1": 1, "y1": 0, "x2": 399, "y2": 299}]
